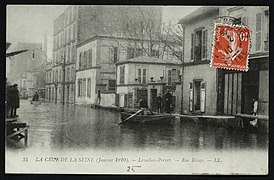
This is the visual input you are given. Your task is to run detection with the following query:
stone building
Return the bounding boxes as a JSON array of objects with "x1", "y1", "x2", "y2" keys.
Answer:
[
  {"x1": 178, "y1": 6, "x2": 269, "y2": 116},
  {"x1": 179, "y1": 7, "x2": 219, "y2": 115},
  {"x1": 116, "y1": 56, "x2": 181, "y2": 109},
  {"x1": 46, "y1": 5, "x2": 163, "y2": 104},
  {"x1": 7, "y1": 42, "x2": 44, "y2": 98}
]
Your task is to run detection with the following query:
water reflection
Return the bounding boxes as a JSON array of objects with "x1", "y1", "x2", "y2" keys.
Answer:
[{"x1": 12, "y1": 100, "x2": 268, "y2": 151}]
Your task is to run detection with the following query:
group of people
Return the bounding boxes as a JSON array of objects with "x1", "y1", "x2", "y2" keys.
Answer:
[
  {"x1": 139, "y1": 89, "x2": 173, "y2": 114},
  {"x1": 6, "y1": 84, "x2": 20, "y2": 118}
]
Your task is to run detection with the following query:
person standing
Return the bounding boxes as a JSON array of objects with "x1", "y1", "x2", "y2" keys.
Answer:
[
  {"x1": 32, "y1": 91, "x2": 39, "y2": 101},
  {"x1": 156, "y1": 93, "x2": 162, "y2": 114},
  {"x1": 139, "y1": 98, "x2": 148, "y2": 115},
  {"x1": 164, "y1": 89, "x2": 172, "y2": 113},
  {"x1": 6, "y1": 85, "x2": 12, "y2": 118},
  {"x1": 250, "y1": 98, "x2": 258, "y2": 128},
  {"x1": 10, "y1": 84, "x2": 20, "y2": 118}
]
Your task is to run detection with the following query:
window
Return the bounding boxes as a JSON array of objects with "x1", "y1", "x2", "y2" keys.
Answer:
[
  {"x1": 120, "y1": 66, "x2": 125, "y2": 84},
  {"x1": 202, "y1": 30, "x2": 207, "y2": 60},
  {"x1": 167, "y1": 69, "x2": 177, "y2": 85},
  {"x1": 177, "y1": 70, "x2": 181, "y2": 81},
  {"x1": 59, "y1": 69, "x2": 62, "y2": 82},
  {"x1": 111, "y1": 47, "x2": 118, "y2": 63},
  {"x1": 56, "y1": 70, "x2": 58, "y2": 82},
  {"x1": 73, "y1": 24, "x2": 76, "y2": 40},
  {"x1": 77, "y1": 79, "x2": 81, "y2": 97},
  {"x1": 82, "y1": 78, "x2": 86, "y2": 97},
  {"x1": 142, "y1": 69, "x2": 147, "y2": 84},
  {"x1": 71, "y1": 67, "x2": 74, "y2": 80},
  {"x1": 84, "y1": 51, "x2": 87, "y2": 69},
  {"x1": 151, "y1": 49, "x2": 159, "y2": 57},
  {"x1": 68, "y1": 45, "x2": 71, "y2": 62},
  {"x1": 88, "y1": 49, "x2": 92, "y2": 68},
  {"x1": 127, "y1": 48, "x2": 135, "y2": 59},
  {"x1": 67, "y1": 67, "x2": 70, "y2": 81},
  {"x1": 136, "y1": 48, "x2": 143, "y2": 57},
  {"x1": 256, "y1": 13, "x2": 262, "y2": 51},
  {"x1": 79, "y1": 52, "x2": 82, "y2": 69},
  {"x1": 138, "y1": 69, "x2": 142, "y2": 83},
  {"x1": 108, "y1": 80, "x2": 116, "y2": 91},
  {"x1": 191, "y1": 29, "x2": 207, "y2": 62},
  {"x1": 168, "y1": 70, "x2": 172, "y2": 85},
  {"x1": 87, "y1": 78, "x2": 91, "y2": 98},
  {"x1": 191, "y1": 33, "x2": 194, "y2": 61},
  {"x1": 264, "y1": 10, "x2": 269, "y2": 51}
]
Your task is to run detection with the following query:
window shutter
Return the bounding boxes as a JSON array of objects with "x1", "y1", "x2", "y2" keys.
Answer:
[
  {"x1": 200, "y1": 82, "x2": 206, "y2": 113},
  {"x1": 191, "y1": 33, "x2": 194, "y2": 61},
  {"x1": 189, "y1": 83, "x2": 193, "y2": 112},
  {"x1": 202, "y1": 29, "x2": 207, "y2": 60}
]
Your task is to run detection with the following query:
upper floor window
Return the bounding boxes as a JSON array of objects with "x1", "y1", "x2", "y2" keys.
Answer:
[
  {"x1": 264, "y1": 10, "x2": 269, "y2": 51},
  {"x1": 191, "y1": 29, "x2": 207, "y2": 62},
  {"x1": 168, "y1": 69, "x2": 177, "y2": 85},
  {"x1": 151, "y1": 49, "x2": 159, "y2": 57},
  {"x1": 137, "y1": 69, "x2": 147, "y2": 84},
  {"x1": 256, "y1": 13, "x2": 262, "y2": 51},
  {"x1": 79, "y1": 52, "x2": 83, "y2": 70},
  {"x1": 108, "y1": 80, "x2": 116, "y2": 91},
  {"x1": 136, "y1": 48, "x2": 143, "y2": 57},
  {"x1": 88, "y1": 49, "x2": 93, "y2": 68},
  {"x1": 127, "y1": 48, "x2": 135, "y2": 59},
  {"x1": 110, "y1": 47, "x2": 118, "y2": 63},
  {"x1": 120, "y1": 66, "x2": 125, "y2": 85}
]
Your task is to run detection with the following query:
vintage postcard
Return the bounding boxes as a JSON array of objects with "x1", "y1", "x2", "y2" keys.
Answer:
[{"x1": 5, "y1": 5, "x2": 269, "y2": 174}]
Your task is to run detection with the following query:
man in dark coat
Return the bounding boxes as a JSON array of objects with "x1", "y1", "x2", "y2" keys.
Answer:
[
  {"x1": 139, "y1": 98, "x2": 148, "y2": 115},
  {"x1": 156, "y1": 93, "x2": 162, "y2": 114},
  {"x1": 33, "y1": 91, "x2": 39, "y2": 101},
  {"x1": 10, "y1": 84, "x2": 20, "y2": 117},
  {"x1": 6, "y1": 85, "x2": 13, "y2": 118},
  {"x1": 164, "y1": 89, "x2": 172, "y2": 113}
]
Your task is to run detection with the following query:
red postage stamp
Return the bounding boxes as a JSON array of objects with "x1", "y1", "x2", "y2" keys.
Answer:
[{"x1": 211, "y1": 23, "x2": 251, "y2": 71}]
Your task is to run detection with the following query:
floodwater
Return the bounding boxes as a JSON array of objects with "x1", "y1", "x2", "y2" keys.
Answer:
[{"x1": 8, "y1": 100, "x2": 268, "y2": 151}]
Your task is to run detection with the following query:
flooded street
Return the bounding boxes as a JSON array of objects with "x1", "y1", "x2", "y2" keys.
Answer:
[{"x1": 9, "y1": 100, "x2": 268, "y2": 152}]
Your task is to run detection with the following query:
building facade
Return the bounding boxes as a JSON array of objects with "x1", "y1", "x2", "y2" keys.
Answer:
[
  {"x1": 7, "y1": 42, "x2": 44, "y2": 98},
  {"x1": 217, "y1": 6, "x2": 269, "y2": 116},
  {"x1": 46, "y1": 5, "x2": 163, "y2": 104},
  {"x1": 116, "y1": 56, "x2": 181, "y2": 109},
  {"x1": 179, "y1": 7, "x2": 219, "y2": 115},
  {"x1": 178, "y1": 6, "x2": 269, "y2": 116}
]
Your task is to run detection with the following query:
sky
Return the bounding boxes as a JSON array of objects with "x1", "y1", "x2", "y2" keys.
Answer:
[{"x1": 6, "y1": 5, "x2": 200, "y2": 44}]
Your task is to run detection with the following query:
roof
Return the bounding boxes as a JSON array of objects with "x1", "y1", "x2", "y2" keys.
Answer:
[
  {"x1": 178, "y1": 6, "x2": 219, "y2": 26},
  {"x1": 116, "y1": 56, "x2": 182, "y2": 66}
]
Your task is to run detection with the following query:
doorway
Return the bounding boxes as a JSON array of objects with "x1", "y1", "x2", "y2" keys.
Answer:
[
  {"x1": 150, "y1": 89, "x2": 157, "y2": 111},
  {"x1": 242, "y1": 71, "x2": 259, "y2": 114}
]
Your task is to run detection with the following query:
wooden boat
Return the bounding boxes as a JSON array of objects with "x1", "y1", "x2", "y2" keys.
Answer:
[
  {"x1": 120, "y1": 111, "x2": 175, "y2": 125},
  {"x1": 30, "y1": 100, "x2": 42, "y2": 105}
]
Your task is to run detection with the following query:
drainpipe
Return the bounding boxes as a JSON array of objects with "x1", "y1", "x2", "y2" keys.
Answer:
[{"x1": 180, "y1": 25, "x2": 185, "y2": 115}]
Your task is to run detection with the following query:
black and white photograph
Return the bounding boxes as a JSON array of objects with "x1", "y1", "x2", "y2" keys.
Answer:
[{"x1": 5, "y1": 5, "x2": 269, "y2": 174}]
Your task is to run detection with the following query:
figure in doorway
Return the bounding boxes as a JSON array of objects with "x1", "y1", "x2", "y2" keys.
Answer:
[
  {"x1": 250, "y1": 98, "x2": 258, "y2": 128},
  {"x1": 156, "y1": 93, "x2": 162, "y2": 114},
  {"x1": 164, "y1": 89, "x2": 172, "y2": 113}
]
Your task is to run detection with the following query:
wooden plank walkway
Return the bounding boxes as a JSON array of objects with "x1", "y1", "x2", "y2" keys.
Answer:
[{"x1": 6, "y1": 119, "x2": 29, "y2": 147}]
